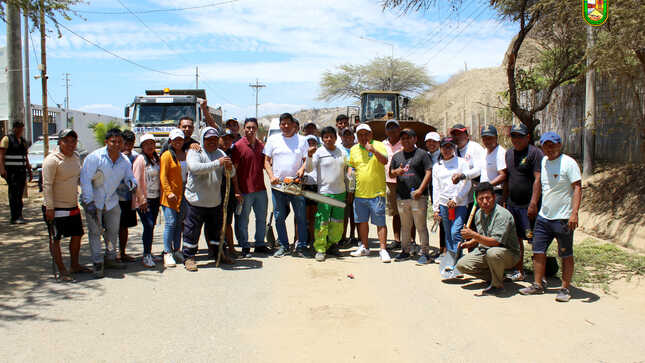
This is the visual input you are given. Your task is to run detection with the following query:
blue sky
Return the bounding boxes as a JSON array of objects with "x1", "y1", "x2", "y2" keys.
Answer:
[{"x1": 1, "y1": 0, "x2": 516, "y2": 120}]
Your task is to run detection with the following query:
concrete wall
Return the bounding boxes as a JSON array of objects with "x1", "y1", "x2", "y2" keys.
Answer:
[
  {"x1": 532, "y1": 75, "x2": 645, "y2": 163},
  {"x1": 31, "y1": 105, "x2": 124, "y2": 152}
]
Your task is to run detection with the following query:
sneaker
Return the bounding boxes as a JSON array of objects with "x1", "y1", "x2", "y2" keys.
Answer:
[
  {"x1": 394, "y1": 251, "x2": 411, "y2": 261},
  {"x1": 104, "y1": 259, "x2": 127, "y2": 270},
  {"x1": 93, "y1": 263, "x2": 104, "y2": 279},
  {"x1": 143, "y1": 254, "x2": 155, "y2": 268},
  {"x1": 15, "y1": 218, "x2": 27, "y2": 224},
  {"x1": 504, "y1": 270, "x2": 525, "y2": 282},
  {"x1": 387, "y1": 241, "x2": 401, "y2": 251},
  {"x1": 416, "y1": 254, "x2": 433, "y2": 265},
  {"x1": 326, "y1": 244, "x2": 340, "y2": 256},
  {"x1": 273, "y1": 246, "x2": 289, "y2": 258},
  {"x1": 173, "y1": 251, "x2": 184, "y2": 264},
  {"x1": 555, "y1": 288, "x2": 571, "y2": 302},
  {"x1": 241, "y1": 247, "x2": 252, "y2": 258},
  {"x1": 254, "y1": 245, "x2": 272, "y2": 254},
  {"x1": 152, "y1": 254, "x2": 163, "y2": 263},
  {"x1": 315, "y1": 252, "x2": 326, "y2": 262},
  {"x1": 164, "y1": 252, "x2": 176, "y2": 268},
  {"x1": 380, "y1": 249, "x2": 391, "y2": 263},
  {"x1": 350, "y1": 245, "x2": 369, "y2": 257},
  {"x1": 519, "y1": 283, "x2": 545, "y2": 295},
  {"x1": 292, "y1": 248, "x2": 306, "y2": 258},
  {"x1": 542, "y1": 278, "x2": 548, "y2": 288},
  {"x1": 184, "y1": 258, "x2": 198, "y2": 272},
  {"x1": 338, "y1": 238, "x2": 352, "y2": 249}
]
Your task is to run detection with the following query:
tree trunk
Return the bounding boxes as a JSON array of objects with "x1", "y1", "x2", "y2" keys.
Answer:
[
  {"x1": 6, "y1": 3, "x2": 25, "y2": 131},
  {"x1": 583, "y1": 26, "x2": 596, "y2": 179}
]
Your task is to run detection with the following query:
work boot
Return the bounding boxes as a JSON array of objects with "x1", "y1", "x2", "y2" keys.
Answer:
[{"x1": 184, "y1": 258, "x2": 198, "y2": 272}]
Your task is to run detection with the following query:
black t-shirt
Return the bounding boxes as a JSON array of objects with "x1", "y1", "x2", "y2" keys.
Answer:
[
  {"x1": 390, "y1": 148, "x2": 432, "y2": 199},
  {"x1": 505, "y1": 144, "x2": 544, "y2": 207}
]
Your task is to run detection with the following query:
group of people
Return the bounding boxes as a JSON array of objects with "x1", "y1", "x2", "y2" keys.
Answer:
[{"x1": 1, "y1": 108, "x2": 582, "y2": 302}]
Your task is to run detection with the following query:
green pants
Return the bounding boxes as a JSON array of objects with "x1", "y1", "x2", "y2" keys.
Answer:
[{"x1": 314, "y1": 192, "x2": 346, "y2": 253}]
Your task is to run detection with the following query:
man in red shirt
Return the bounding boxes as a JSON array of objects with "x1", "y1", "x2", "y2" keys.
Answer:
[{"x1": 232, "y1": 117, "x2": 272, "y2": 257}]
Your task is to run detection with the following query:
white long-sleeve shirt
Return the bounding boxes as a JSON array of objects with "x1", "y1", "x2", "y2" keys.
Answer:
[
  {"x1": 457, "y1": 140, "x2": 486, "y2": 180},
  {"x1": 432, "y1": 156, "x2": 472, "y2": 212}
]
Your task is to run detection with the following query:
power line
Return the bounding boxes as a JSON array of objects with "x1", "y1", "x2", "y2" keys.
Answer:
[
  {"x1": 74, "y1": 0, "x2": 239, "y2": 15},
  {"x1": 28, "y1": 29, "x2": 59, "y2": 107},
  {"x1": 421, "y1": 4, "x2": 490, "y2": 67},
  {"x1": 56, "y1": 22, "x2": 190, "y2": 77},
  {"x1": 410, "y1": 1, "x2": 488, "y2": 60},
  {"x1": 114, "y1": 0, "x2": 235, "y2": 105}
]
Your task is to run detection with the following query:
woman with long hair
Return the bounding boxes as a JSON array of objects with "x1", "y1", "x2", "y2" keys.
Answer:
[
  {"x1": 133, "y1": 134, "x2": 161, "y2": 267},
  {"x1": 159, "y1": 129, "x2": 188, "y2": 267}
]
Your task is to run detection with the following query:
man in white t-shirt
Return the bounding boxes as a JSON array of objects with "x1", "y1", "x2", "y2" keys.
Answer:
[
  {"x1": 519, "y1": 132, "x2": 582, "y2": 303},
  {"x1": 305, "y1": 126, "x2": 347, "y2": 262},
  {"x1": 449, "y1": 124, "x2": 486, "y2": 209},
  {"x1": 264, "y1": 113, "x2": 309, "y2": 258},
  {"x1": 479, "y1": 125, "x2": 507, "y2": 205}
]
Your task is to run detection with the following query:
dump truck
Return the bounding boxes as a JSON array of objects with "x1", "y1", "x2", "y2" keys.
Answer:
[
  {"x1": 360, "y1": 90, "x2": 436, "y2": 147},
  {"x1": 124, "y1": 88, "x2": 222, "y2": 148}
]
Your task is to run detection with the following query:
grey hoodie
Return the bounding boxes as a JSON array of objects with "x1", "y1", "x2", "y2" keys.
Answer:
[{"x1": 184, "y1": 127, "x2": 236, "y2": 208}]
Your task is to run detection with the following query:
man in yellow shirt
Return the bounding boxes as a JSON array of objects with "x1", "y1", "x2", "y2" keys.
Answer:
[{"x1": 348, "y1": 124, "x2": 391, "y2": 262}]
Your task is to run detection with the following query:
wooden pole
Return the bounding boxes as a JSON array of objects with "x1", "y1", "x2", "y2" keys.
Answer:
[{"x1": 40, "y1": 2, "x2": 49, "y2": 155}]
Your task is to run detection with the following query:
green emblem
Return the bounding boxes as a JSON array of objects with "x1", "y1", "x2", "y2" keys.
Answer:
[{"x1": 583, "y1": 0, "x2": 608, "y2": 26}]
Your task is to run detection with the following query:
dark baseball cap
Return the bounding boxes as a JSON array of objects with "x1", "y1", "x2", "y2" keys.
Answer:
[
  {"x1": 225, "y1": 118, "x2": 238, "y2": 125},
  {"x1": 221, "y1": 128, "x2": 235, "y2": 138},
  {"x1": 450, "y1": 124, "x2": 468, "y2": 134},
  {"x1": 58, "y1": 128, "x2": 78, "y2": 138},
  {"x1": 400, "y1": 128, "x2": 417, "y2": 137},
  {"x1": 510, "y1": 123, "x2": 529, "y2": 136},
  {"x1": 340, "y1": 127, "x2": 354, "y2": 136},
  {"x1": 385, "y1": 119, "x2": 400, "y2": 129},
  {"x1": 440, "y1": 137, "x2": 456, "y2": 147},
  {"x1": 204, "y1": 128, "x2": 220, "y2": 139},
  {"x1": 481, "y1": 125, "x2": 498, "y2": 137}
]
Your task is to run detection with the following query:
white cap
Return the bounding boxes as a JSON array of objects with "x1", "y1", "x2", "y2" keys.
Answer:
[
  {"x1": 139, "y1": 133, "x2": 155, "y2": 147},
  {"x1": 355, "y1": 124, "x2": 372, "y2": 133},
  {"x1": 169, "y1": 128, "x2": 185, "y2": 140},
  {"x1": 425, "y1": 132, "x2": 440, "y2": 142}
]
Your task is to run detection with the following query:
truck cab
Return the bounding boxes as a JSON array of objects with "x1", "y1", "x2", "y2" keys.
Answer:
[
  {"x1": 125, "y1": 88, "x2": 222, "y2": 149},
  {"x1": 360, "y1": 91, "x2": 401, "y2": 123}
]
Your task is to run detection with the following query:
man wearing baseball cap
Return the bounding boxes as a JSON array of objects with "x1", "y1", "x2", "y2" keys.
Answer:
[
  {"x1": 383, "y1": 119, "x2": 404, "y2": 251},
  {"x1": 479, "y1": 125, "x2": 507, "y2": 205},
  {"x1": 389, "y1": 129, "x2": 433, "y2": 264},
  {"x1": 449, "y1": 123, "x2": 486, "y2": 215},
  {"x1": 348, "y1": 124, "x2": 391, "y2": 262},
  {"x1": 42, "y1": 129, "x2": 87, "y2": 280},
  {"x1": 225, "y1": 118, "x2": 242, "y2": 143},
  {"x1": 503, "y1": 123, "x2": 544, "y2": 282},
  {"x1": 519, "y1": 131, "x2": 581, "y2": 302},
  {"x1": 182, "y1": 127, "x2": 235, "y2": 271}
]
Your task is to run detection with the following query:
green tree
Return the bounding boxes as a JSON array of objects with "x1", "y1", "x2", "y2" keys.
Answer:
[
  {"x1": 318, "y1": 56, "x2": 433, "y2": 102},
  {"x1": 383, "y1": 0, "x2": 587, "y2": 138},
  {"x1": 89, "y1": 121, "x2": 124, "y2": 146},
  {"x1": 1, "y1": 0, "x2": 83, "y2": 35}
]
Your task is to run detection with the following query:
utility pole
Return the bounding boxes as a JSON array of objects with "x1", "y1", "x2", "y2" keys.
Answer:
[
  {"x1": 249, "y1": 79, "x2": 266, "y2": 120},
  {"x1": 195, "y1": 66, "x2": 199, "y2": 89},
  {"x1": 7, "y1": 2, "x2": 25, "y2": 137},
  {"x1": 583, "y1": 25, "x2": 596, "y2": 179},
  {"x1": 23, "y1": 9, "x2": 32, "y2": 143},
  {"x1": 40, "y1": 2, "x2": 49, "y2": 155},
  {"x1": 63, "y1": 72, "x2": 71, "y2": 127}
]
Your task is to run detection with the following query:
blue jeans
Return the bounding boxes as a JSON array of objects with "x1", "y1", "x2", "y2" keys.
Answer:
[
  {"x1": 234, "y1": 190, "x2": 268, "y2": 249},
  {"x1": 137, "y1": 198, "x2": 160, "y2": 255},
  {"x1": 162, "y1": 199, "x2": 186, "y2": 253},
  {"x1": 439, "y1": 205, "x2": 468, "y2": 254},
  {"x1": 272, "y1": 189, "x2": 307, "y2": 249}
]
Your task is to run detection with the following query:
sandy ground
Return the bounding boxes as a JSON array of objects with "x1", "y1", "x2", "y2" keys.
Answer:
[{"x1": 1, "y1": 183, "x2": 644, "y2": 362}]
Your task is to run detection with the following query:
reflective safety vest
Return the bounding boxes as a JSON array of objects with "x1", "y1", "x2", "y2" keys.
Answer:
[{"x1": 4, "y1": 134, "x2": 28, "y2": 172}]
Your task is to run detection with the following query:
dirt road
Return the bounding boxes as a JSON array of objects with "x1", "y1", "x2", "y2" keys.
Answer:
[{"x1": 1, "y1": 187, "x2": 644, "y2": 362}]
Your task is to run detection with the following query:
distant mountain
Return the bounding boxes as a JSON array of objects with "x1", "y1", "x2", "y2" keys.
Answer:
[{"x1": 259, "y1": 106, "x2": 353, "y2": 129}]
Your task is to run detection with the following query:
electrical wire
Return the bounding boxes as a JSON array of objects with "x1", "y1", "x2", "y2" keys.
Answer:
[
  {"x1": 115, "y1": 0, "x2": 235, "y2": 105},
  {"x1": 74, "y1": 0, "x2": 238, "y2": 15},
  {"x1": 56, "y1": 21, "x2": 190, "y2": 77},
  {"x1": 28, "y1": 29, "x2": 60, "y2": 107}
]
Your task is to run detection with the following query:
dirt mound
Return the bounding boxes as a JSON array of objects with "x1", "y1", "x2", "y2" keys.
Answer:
[{"x1": 580, "y1": 163, "x2": 645, "y2": 250}]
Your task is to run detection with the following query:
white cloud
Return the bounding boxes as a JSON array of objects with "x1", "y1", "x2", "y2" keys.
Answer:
[{"x1": 221, "y1": 102, "x2": 309, "y2": 120}]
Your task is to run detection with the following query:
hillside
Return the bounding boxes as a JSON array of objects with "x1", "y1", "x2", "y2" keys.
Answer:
[{"x1": 259, "y1": 107, "x2": 351, "y2": 129}]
